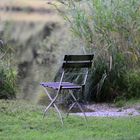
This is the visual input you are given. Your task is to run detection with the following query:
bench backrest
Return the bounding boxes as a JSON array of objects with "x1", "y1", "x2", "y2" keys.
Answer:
[{"x1": 62, "y1": 54, "x2": 94, "y2": 69}]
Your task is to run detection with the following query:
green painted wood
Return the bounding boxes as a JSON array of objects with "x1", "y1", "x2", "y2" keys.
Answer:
[
  {"x1": 62, "y1": 61, "x2": 92, "y2": 68},
  {"x1": 64, "y1": 54, "x2": 94, "y2": 61}
]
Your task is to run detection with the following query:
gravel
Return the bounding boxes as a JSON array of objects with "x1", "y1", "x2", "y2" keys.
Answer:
[{"x1": 71, "y1": 103, "x2": 140, "y2": 117}]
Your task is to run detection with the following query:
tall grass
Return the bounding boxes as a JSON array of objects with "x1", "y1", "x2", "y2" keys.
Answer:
[
  {"x1": 0, "y1": 41, "x2": 17, "y2": 99},
  {"x1": 55, "y1": 0, "x2": 140, "y2": 102}
]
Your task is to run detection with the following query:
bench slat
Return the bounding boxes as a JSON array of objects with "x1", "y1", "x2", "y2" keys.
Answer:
[
  {"x1": 62, "y1": 61, "x2": 92, "y2": 68},
  {"x1": 40, "y1": 82, "x2": 81, "y2": 89},
  {"x1": 64, "y1": 54, "x2": 94, "y2": 61}
]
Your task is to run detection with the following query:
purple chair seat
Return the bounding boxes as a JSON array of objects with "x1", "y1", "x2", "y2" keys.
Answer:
[{"x1": 40, "y1": 82, "x2": 81, "y2": 90}]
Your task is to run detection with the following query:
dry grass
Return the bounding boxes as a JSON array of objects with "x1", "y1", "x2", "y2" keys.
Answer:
[
  {"x1": 0, "y1": 11, "x2": 63, "y2": 22},
  {"x1": 0, "y1": 0, "x2": 60, "y2": 10},
  {"x1": 0, "y1": 0, "x2": 63, "y2": 22}
]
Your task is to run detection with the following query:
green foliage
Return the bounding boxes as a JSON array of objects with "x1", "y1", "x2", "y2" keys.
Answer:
[
  {"x1": 115, "y1": 100, "x2": 126, "y2": 108},
  {"x1": 57, "y1": 0, "x2": 140, "y2": 102},
  {"x1": 0, "y1": 42, "x2": 17, "y2": 99},
  {"x1": 0, "y1": 100, "x2": 140, "y2": 140},
  {"x1": 123, "y1": 70, "x2": 140, "y2": 98},
  {"x1": 114, "y1": 96, "x2": 126, "y2": 108},
  {"x1": 0, "y1": 67, "x2": 17, "y2": 99}
]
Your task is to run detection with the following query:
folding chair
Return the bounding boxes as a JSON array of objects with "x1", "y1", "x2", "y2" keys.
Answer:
[{"x1": 40, "y1": 54, "x2": 94, "y2": 125}]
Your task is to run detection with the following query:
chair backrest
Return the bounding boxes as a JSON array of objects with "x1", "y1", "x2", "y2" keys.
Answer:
[
  {"x1": 62, "y1": 54, "x2": 94, "y2": 69},
  {"x1": 61, "y1": 54, "x2": 94, "y2": 86}
]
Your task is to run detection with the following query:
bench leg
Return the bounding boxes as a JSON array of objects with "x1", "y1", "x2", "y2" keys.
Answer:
[
  {"x1": 66, "y1": 102, "x2": 76, "y2": 117},
  {"x1": 42, "y1": 87, "x2": 64, "y2": 126},
  {"x1": 69, "y1": 91, "x2": 87, "y2": 122}
]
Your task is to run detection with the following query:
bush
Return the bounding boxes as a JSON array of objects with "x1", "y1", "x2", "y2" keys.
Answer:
[
  {"x1": 0, "y1": 42, "x2": 17, "y2": 99},
  {"x1": 0, "y1": 67, "x2": 17, "y2": 99},
  {"x1": 123, "y1": 70, "x2": 140, "y2": 98},
  {"x1": 55, "y1": 0, "x2": 140, "y2": 102}
]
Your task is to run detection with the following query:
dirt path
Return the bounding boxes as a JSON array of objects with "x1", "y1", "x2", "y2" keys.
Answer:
[{"x1": 71, "y1": 103, "x2": 140, "y2": 117}]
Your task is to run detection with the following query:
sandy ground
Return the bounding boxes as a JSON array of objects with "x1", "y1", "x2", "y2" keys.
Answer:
[{"x1": 71, "y1": 103, "x2": 140, "y2": 117}]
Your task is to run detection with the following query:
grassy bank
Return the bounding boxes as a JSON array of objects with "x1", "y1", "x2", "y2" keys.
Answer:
[{"x1": 0, "y1": 100, "x2": 140, "y2": 140}]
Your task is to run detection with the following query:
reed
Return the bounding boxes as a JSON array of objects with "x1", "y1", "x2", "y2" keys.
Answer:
[{"x1": 57, "y1": 0, "x2": 140, "y2": 101}]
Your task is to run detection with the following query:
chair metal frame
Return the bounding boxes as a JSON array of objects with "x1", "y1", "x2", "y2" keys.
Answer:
[{"x1": 40, "y1": 54, "x2": 94, "y2": 125}]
